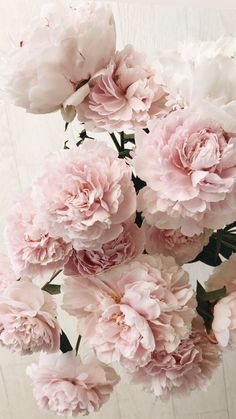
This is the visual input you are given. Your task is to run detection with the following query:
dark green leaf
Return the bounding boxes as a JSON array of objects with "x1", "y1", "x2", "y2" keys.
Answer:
[
  {"x1": 224, "y1": 221, "x2": 236, "y2": 231},
  {"x1": 132, "y1": 174, "x2": 146, "y2": 194},
  {"x1": 60, "y1": 330, "x2": 73, "y2": 353},
  {"x1": 193, "y1": 236, "x2": 222, "y2": 266},
  {"x1": 64, "y1": 140, "x2": 70, "y2": 149},
  {"x1": 203, "y1": 286, "x2": 226, "y2": 302},
  {"x1": 196, "y1": 281, "x2": 206, "y2": 302},
  {"x1": 135, "y1": 211, "x2": 143, "y2": 228},
  {"x1": 42, "y1": 284, "x2": 61, "y2": 295},
  {"x1": 218, "y1": 242, "x2": 233, "y2": 259},
  {"x1": 119, "y1": 149, "x2": 131, "y2": 159}
]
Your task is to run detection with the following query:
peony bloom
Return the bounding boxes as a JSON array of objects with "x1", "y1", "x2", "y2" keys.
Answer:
[
  {"x1": 76, "y1": 44, "x2": 166, "y2": 132},
  {"x1": 34, "y1": 140, "x2": 136, "y2": 251},
  {"x1": 205, "y1": 255, "x2": 236, "y2": 349},
  {"x1": 206, "y1": 253, "x2": 236, "y2": 294},
  {"x1": 5, "y1": 193, "x2": 72, "y2": 278},
  {"x1": 0, "y1": 253, "x2": 17, "y2": 293},
  {"x1": 0, "y1": 280, "x2": 60, "y2": 354},
  {"x1": 133, "y1": 110, "x2": 236, "y2": 236},
  {"x1": 211, "y1": 293, "x2": 236, "y2": 349},
  {"x1": 3, "y1": 1, "x2": 116, "y2": 115},
  {"x1": 64, "y1": 220, "x2": 145, "y2": 276},
  {"x1": 63, "y1": 255, "x2": 194, "y2": 371},
  {"x1": 144, "y1": 222, "x2": 212, "y2": 264},
  {"x1": 27, "y1": 351, "x2": 120, "y2": 417},
  {"x1": 159, "y1": 37, "x2": 236, "y2": 132},
  {"x1": 131, "y1": 325, "x2": 221, "y2": 398}
]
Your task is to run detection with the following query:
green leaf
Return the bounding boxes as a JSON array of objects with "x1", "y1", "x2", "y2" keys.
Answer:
[
  {"x1": 224, "y1": 221, "x2": 236, "y2": 231},
  {"x1": 217, "y1": 242, "x2": 233, "y2": 259},
  {"x1": 196, "y1": 281, "x2": 206, "y2": 302},
  {"x1": 135, "y1": 211, "x2": 143, "y2": 228},
  {"x1": 132, "y1": 174, "x2": 146, "y2": 194},
  {"x1": 196, "y1": 281, "x2": 226, "y2": 332},
  {"x1": 60, "y1": 330, "x2": 73, "y2": 354},
  {"x1": 196, "y1": 281, "x2": 226, "y2": 303},
  {"x1": 193, "y1": 236, "x2": 222, "y2": 266},
  {"x1": 204, "y1": 287, "x2": 226, "y2": 302},
  {"x1": 42, "y1": 284, "x2": 61, "y2": 295},
  {"x1": 64, "y1": 140, "x2": 70, "y2": 149}
]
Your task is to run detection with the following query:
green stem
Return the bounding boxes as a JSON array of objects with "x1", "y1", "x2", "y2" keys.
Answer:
[
  {"x1": 120, "y1": 131, "x2": 125, "y2": 151},
  {"x1": 75, "y1": 335, "x2": 82, "y2": 355},
  {"x1": 109, "y1": 133, "x2": 121, "y2": 152},
  {"x1": 42, "y1": 269, "x2": 62, "y2": 291}
]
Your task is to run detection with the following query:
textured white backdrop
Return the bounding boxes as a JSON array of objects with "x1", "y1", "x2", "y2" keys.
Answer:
[{"x1": 0, "y1": 1, "x2": 236, "y2": 418}]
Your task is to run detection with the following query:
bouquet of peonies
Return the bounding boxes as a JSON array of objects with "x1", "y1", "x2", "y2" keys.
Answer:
[{"x1": 1, "y1": 1, "x2": 236, "y2": 416}]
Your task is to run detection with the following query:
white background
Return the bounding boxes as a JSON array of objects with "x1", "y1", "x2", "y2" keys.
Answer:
[{"x1": 0, "y1": 1, "x2": 236, "y2": 418}]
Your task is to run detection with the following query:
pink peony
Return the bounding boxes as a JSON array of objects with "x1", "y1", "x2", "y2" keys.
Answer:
[
  {"x1": 0, "y1": 253, "x2": 17, "y2": 292},
  {"x1": 144, "y1": 222, "x2": 212, "y2": 264},
  {"x1": 63, "y1": 255, "x2": 194, "y2": 371},
  {"x1": 211, "y1": 293, "x2": 236, "y2": 349},
  {"x1": 3, "y1": 1, "x2": 116, "y2": 115},
  {"x1": 133, "y1": 110, "x2": 236, "y2": 236},
  {"x1": 76, "y1": 44, "x2": 166, "y2": 132},
  {"x1": 0, "y1": 280, "x2": 60, "y2": 354},
  {"x1": 131, "y1": 325, "x2": 221, "y2": 398},
  {"x1": 27, "y1": 351, "x2": 120, "y2": 417},
  {"x1": 5, "y1": 193, "x2": 72, "y2": 278},
  {"x1": 64, "y1": 220, "x2": 144, "y2": 276},
  {"x1": 159, "y1": 38, "x2": 236, "y2": 132},
  {"x1": 206, "y1": 253, "x2": 236, "y2": 294},
  {"x1": 34, "y1": 140, "x2": 136, "y2": 251}
]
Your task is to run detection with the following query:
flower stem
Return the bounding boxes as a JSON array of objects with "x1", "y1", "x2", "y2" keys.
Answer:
[
  {"x1": 109, "y1": 133, "x2": 121, "y2": 152},
  {"x1": 75, "y1": 335, "x2": 82, "y2": 355},
  {"x1": 120, "y1": 131, "x2": 125, "y2": 151},
  {"x1": 42, "y1": 269, "x2": 62, "y2": 291}
]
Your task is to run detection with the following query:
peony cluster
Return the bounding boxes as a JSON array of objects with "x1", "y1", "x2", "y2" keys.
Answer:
[
  {"x1": 133, "y1": 110, "x2": 236, "y2": 236},
  {"x1": 0, "y1": 279, "x2": 60, "y2": 354},
  {"x1": 5, "y1": 140, "x2": 137, "y2": 278},
  {"x1": 64, "y1": 220, "x2": 145, "y2": 276},
  {"x1": 143, "y1": 222, "x2": 212, "y2": 265},
  {"x1": 27, "y1": 351, "x2": 119, "y2": 416},
  {"x1": 158, "y1": 37, "x2": 236, "y2": 132},
  {"x1": 2, "y1": 1, "x2": 236, "y2": 416},
  {"x1": 2, "y1": 1, "x2": 116, "y2": 116},
  {"x1": 206, "y1": 254, "x2": 236, "y2": 349},
  {"x1": 63, "y1": 254, "x2": 195, "y2": 371},
  {"x1": 76, "y1": 44, "x2": 166, "y2": 132},
  {"x1": 131, "y1": 323, "x2": 221, "y2": 398}
]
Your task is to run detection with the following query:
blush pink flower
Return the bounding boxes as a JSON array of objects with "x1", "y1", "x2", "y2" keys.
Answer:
[
  {"x1": 206, "y1": 253, "x2": 236, "y2": 294},
  {"x1": 5, "y1": 193, "x2": 72, "y2": 278},
  {"x1": 2, "y1": 1, "x2": 116, "y2": 116},
  {"x1": 144, "y1": 222, "x2": 212, "y2": 265},
  {"x1": 211, "y1": 293, "x2": 236, "y2": 349},
  {"x1": 0, "y1": 280, "x2": 60, "y2": 354},
  {"x1": 34, "y1": 140, "x2": 136, "y2": 251},
  {"x1": 133, "y1": 110, "x2": 236, "y2": 236},
  {"x1": 159, "y1": 39, "x2": 236, "y2": 132},
  {"x1": 64, "y1": 220, "x2": 144, "y2": 276},
  {"x1": 131, "y1": 325, "x2": 221, "y2": 398},
  {"x1": 63, "y1": 255, "x2": 194, "y2": 371},
  {"x1": 76, "y1": 44, "x2": 166, "y2": 132},
  {"x1": 27, "y1": 351, "x2": 120, "y2": 417},
  {"x1": 0, "y1": 253, "x2": 17, "y2": 293}
]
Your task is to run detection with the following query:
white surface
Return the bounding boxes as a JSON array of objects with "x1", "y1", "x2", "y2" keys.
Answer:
[{"x1": 0, "y1": 1, "x2": 236, "y2": 418}]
